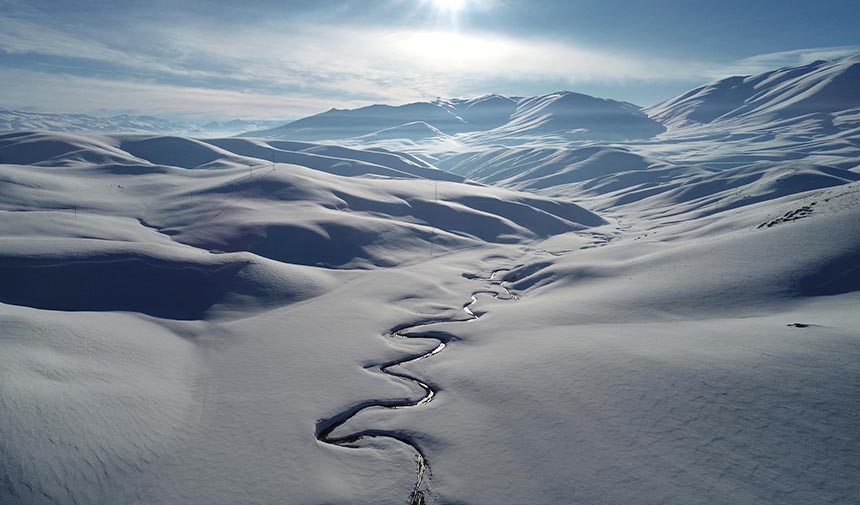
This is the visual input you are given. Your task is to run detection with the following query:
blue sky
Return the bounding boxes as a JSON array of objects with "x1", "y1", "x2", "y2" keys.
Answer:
[{"x1": 1, "y1": 0, "x2": 858, "y2": 120}]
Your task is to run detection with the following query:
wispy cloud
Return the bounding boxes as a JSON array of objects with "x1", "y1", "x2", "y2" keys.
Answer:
[{"x1": 0, "y1": 16, "x2": 211, "y2": 80}]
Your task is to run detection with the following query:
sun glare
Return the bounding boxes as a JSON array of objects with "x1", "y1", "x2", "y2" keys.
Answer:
[
  {"x1": 402, "y1": 31, "x2": 504, "y2": 70},
  {"x1": 433, "y1": 0, "x2": 466, "y2": 12}
]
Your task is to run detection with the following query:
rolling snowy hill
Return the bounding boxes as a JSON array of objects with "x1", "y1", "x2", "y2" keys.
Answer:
[{"x1": 430, "y1": 56, "x2": 860, "y2": 231}]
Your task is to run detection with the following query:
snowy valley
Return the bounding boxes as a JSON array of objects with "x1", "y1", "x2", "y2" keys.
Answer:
[{"x1": 1, "y1": 55, "x2": 859, "y2": 505}]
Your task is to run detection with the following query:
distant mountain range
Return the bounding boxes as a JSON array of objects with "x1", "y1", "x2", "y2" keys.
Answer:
[
  {"x1": 243, "y1": 54, "x2": 860, "y2": 143},
  {"x1": 0, "y1": 109, "x2": 284, "y2": 137},
  {"x1": 4, "y1": 54, "x2": 859, "y2": 144}
]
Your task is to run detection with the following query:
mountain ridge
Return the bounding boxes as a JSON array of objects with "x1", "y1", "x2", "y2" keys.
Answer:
[{"x1": 241, "y1": 90, "x2": 665, "y2": 142}]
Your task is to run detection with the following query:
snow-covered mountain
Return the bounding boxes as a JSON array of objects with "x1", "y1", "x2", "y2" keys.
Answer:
[
  {"x1": 242, "y1": 91, "x2": 665, "y2": 142},
  {"x1": 0, "y1": 109, "x2": 284, "y2": 137},
  {"x1": 647, "y1": 54, "x2": 860, "y2": 130}
]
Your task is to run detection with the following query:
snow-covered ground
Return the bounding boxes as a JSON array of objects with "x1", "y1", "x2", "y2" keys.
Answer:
[{"x1": 2, "y1": 56, "x2": 859, "y2": 505}]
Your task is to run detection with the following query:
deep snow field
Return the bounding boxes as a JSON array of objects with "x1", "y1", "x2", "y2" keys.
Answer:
[{"x1": 2, "y1": 56, "x2": 859, "y2": 505}]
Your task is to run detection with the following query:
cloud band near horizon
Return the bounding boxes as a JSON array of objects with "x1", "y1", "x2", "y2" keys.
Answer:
[{"x1": 1, "y1": 12, "x2": 858, "y2": 120}]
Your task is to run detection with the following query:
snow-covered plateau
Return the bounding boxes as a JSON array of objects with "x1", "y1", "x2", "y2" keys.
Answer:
[{"x1": 1, "y1": 56, "x2": 859, "y2": 505}]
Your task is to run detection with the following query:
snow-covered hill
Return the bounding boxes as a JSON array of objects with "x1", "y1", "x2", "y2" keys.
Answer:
[
  {"x1": 0, "y1": 109, "x2": 283, "y2": 137},
  {"x1": 647, "y1": 54, "x2": 860, "y2": 130}
]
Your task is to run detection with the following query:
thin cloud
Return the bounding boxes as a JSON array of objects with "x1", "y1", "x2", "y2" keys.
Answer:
[
  {"x1": 0, "y1": 16, "x2": 197, "y2": 79},
  {"x1": 152, "y1": 22, "x2": 713, "y2": 89}
]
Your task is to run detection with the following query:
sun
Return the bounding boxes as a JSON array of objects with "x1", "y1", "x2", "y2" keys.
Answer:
[{"x1": 432, "y1": 0, "x2": 467, "y2": 12}]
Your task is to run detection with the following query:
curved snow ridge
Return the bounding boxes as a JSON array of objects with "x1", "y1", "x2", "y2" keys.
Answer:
[{"x1": 314, "y1": 268, "x2": 519, "y2": 505}]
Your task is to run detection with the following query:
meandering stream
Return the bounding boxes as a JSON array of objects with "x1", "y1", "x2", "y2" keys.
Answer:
[{"x1": 314, "y1": 268, "x2": 518, "y2": 504}]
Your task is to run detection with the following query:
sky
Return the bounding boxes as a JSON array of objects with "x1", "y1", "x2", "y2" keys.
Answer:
[{"x1": 1, "y1": 0, "x2": 859, "y2": 120}]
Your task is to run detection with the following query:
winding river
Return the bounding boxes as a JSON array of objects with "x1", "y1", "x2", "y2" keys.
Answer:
[{"x1": 314, "y1": 268, "x2": 518, "y2": 505}]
